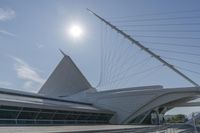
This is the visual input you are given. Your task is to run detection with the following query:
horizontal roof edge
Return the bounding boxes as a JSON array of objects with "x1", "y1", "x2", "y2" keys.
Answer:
[
  {"x1": 0, "y1": 88, "x2": 92, "y2": 106},
  {"x1": 98, "y1": 85, "x2": 163, "y2": 93}
]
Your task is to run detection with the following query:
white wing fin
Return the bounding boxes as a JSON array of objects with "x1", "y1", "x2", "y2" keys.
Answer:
[{"x1": 39, "y1": 53, "x2": 92, "y2": 97}]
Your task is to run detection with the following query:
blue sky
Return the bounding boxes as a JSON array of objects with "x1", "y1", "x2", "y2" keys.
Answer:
[{"x1": 0, "y1": 0, "x2": 200, "y2": 115}]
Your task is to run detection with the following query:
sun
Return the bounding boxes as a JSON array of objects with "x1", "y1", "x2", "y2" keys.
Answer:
[{"x1": 69, "y1": 24, "x2": 83, "y2": 39}]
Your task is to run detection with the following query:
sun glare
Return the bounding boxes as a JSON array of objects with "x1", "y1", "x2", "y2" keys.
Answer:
[{"x1": 69, "y1": 24, "x2": 83, "y2": 39}]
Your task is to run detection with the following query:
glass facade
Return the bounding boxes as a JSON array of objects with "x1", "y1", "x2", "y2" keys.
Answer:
[{"x1": 0, "y1": 105, "x2": 113, "y2": 125}]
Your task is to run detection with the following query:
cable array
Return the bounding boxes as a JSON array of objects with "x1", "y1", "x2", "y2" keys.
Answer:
[
  {"x1": 107, "y1": 9, "x2": 200, "y2": 19},
  {"x1": 96, "y1": 9, "x2": 200, "y2": 89},
  {"x1": 97, "y1": 23, "x2": 166, "y2": 89}
]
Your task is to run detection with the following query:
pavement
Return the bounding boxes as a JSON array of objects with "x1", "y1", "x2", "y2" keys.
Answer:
[{"x1": 0, "y1": 124, "x2": 198, "y2": 133}]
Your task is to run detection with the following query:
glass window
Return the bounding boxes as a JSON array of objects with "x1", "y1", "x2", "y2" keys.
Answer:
[
  {"x1": 57, "y1": 110, "x2": 68, "y2": 114},
  {"x1": 36, "y1": 120, "x2": 52, "y2": 124},
  {"x1": 23, "y1": 107, "x2": 40, "y2": 112},
  {"x1": 77, "y1": 114, "x2": 89, "y2": 120},
  {"x1": 18, "y1": 111, "x2": 38, "y2": 119},
  {"x1": 96, "y1": 114, "x2": 105, "y2": 121},
  {"x1": 17, "y1": 120, "x2": 35, "y2": 124},
  {"x1": 53, "y1": 120, "x2": 65, "y2": 124},
  {"x1": 53, "y1": 113, "x2": 66, "y2": 120},
  {"x1": 0, "y1": 110, "x2": 19, "y2": 119},
  {"x1": 0, "y1": 120, "x2": 16, "y2": 124},
  {"x1": 41, "y1": 109, "x2": 55, "y2": 113},
  {"x1": 36, "y1": 112, "x2": 53, "y2": 120},
  {"x1": 0, "y1": 105, "x2": 21, "y2": 111},
  {"x1": 66, "y1": 114, "x2": 78, "y2": 120},
  {"x1": 0, "y1": 105, "x2": 112, "y2": 124},
  {"x1": 87, "y1": 114, "x2": 98, "y2": 120}
]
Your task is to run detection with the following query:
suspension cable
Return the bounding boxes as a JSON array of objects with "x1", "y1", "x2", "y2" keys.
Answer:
[
  {"x1": 162, "y1": 56, "x2": 200, "y2": 66},
  {"x1": 151, "y1": 48, "x2": 200, "y2": 57}
]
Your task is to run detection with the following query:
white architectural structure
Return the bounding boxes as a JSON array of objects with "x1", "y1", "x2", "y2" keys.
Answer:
[
  {"x1": 0, "y1": 53, "x2": 200, "y2": 125},
  {"x1": 1, "y1": 10, "x2": 200, "y2": 126}
]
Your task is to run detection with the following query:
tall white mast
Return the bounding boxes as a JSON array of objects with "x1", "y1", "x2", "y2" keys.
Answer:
[{"x1": 87, "y1": 9, "x2": 199, "y2": 87}]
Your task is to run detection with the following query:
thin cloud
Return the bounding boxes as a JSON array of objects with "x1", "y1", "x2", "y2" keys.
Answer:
[
  {"x1": 22, "y1": 81, "x2": 42, "y2": 92},
  {"x1": 0, "y1": 8, "x2": 15, "y2": 21},
  {"x1": 0, "y1": 30, "x2": 16, "y2": 37},
  {"x1": 12, "y1": 57, "x2": 45, "y2": 92},
  {"x1": 36, "y1": 42, "x2": 44, "y2": 49}
]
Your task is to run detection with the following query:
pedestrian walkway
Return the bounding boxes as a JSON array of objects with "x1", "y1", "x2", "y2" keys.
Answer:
[{"x1": 0, "y1": 124, "x2": 197, "y2": 133}]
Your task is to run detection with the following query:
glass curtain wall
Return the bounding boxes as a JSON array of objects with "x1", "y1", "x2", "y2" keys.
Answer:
[{"x1": 0, "y1": 105, "x2": 113, "y2": 125}]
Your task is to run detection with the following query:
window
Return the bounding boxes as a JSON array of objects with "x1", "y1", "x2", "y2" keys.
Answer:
[
  {"x1": 17, "y1": 120, "x2": 35, "y2": 124},
  {"x1": 53, "y1": 113, "x2": 66, "y2": 120},
  {"x1": 18, "y1": 111, "x2": 38, "y2": 119},
  {"x1": 77, "y1": 113, "x2": 89, "y2": 120},
  {"x1": 0, "y1": 120, "x2": 16, "y2": 124},
  {"x1": 66, "y1": 114, "x2": 78, "y2": 120},
  {"x1": 23, "y1": 107, "x2": 40, "y2": 112},
  {"x1": 0, "y1": 105, "x2": 21, "y2": 111},
  {"x1": 0, "y1": 105, "x2": 113, "y2": 125},
  {"x1": 0, "y1": 110, "x2": 18, "y2": 119},
  {"x1": 37, "y1": 112, "x2": 53, "y2": 120},
  {"x1": 36, "y1": 120, "x2": 52, "y2": 124}
]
